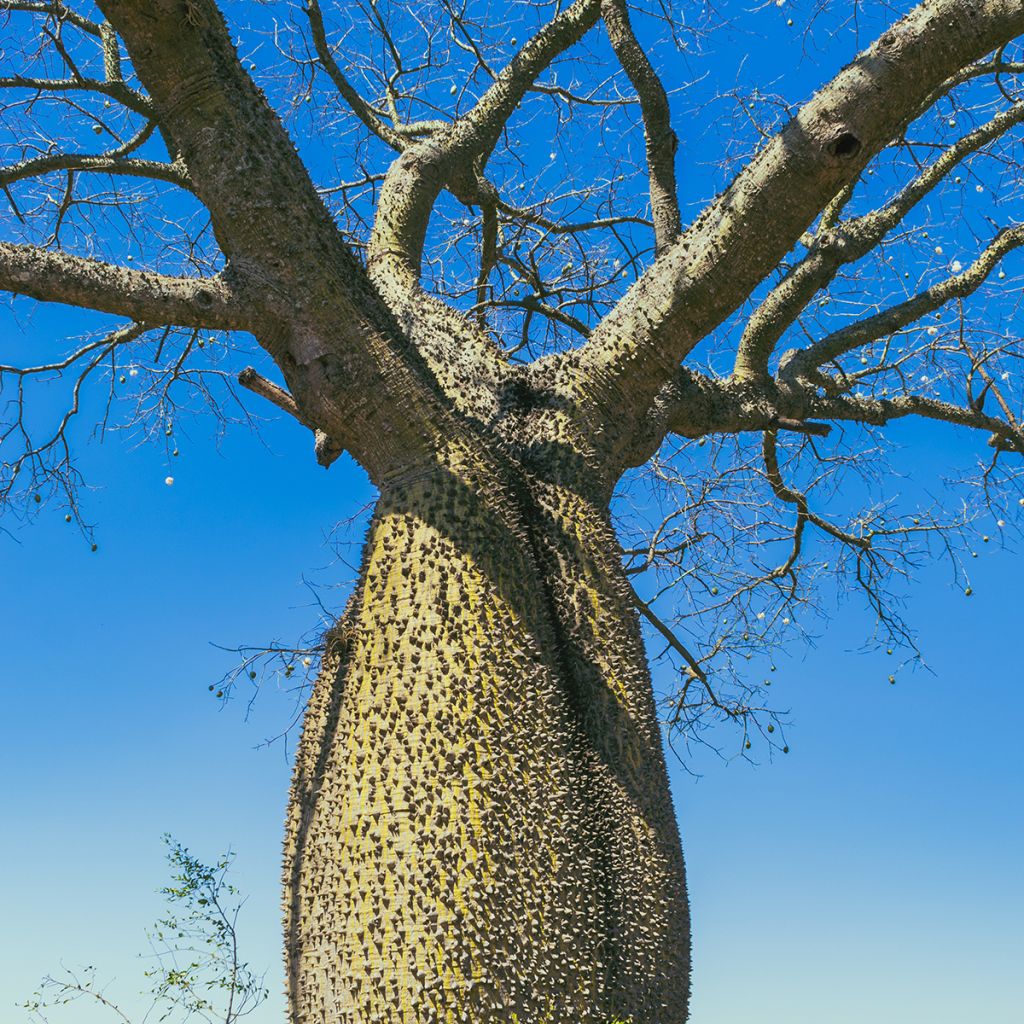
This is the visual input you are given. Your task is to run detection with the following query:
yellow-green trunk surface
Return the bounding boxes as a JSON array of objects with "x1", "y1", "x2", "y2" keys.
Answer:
[{"x1": 284, "y1": 445, "x2": 689, "y2": 1022}]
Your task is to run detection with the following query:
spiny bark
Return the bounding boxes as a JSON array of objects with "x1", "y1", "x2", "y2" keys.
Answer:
[
  {"x1": 284, "y1": 438, "x2": 689, "y2": 1023},
  {"x1": 94, "y1": 0, "x2": 458, "y2": 479},
  {"x1": 0, "y1": 242, "x2": 245, "y2": 329}
]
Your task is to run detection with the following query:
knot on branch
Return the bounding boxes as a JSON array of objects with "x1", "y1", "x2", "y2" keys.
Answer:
[{"x1": 314, "y1": 430, "x2": 344, "y2": 468}]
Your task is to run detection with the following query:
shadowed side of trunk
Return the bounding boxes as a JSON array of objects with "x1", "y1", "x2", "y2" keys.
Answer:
[{"x1": 526, "y1": 477, "x2": 691, "y2": 1020}]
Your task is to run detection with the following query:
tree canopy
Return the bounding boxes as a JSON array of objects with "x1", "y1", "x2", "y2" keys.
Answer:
[
  {"x1": 2, "y1": 0, "x2": 1023, "y2": 747},
  {"x1": 4, "y1": 3, "x2": 1024, "y2": 1022}
]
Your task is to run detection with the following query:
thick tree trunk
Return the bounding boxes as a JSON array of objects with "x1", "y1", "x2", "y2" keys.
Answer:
[{"x1": 283, "y1": 444, "x2": 690, "y2": 1023}]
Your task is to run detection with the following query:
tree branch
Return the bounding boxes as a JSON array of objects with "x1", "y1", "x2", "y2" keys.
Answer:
[
  {"x1": 564, "y1": 0, "x2": 1024, "y2": 462},
  {"x1": 807, "y1": 389, "x2": 1023, "y2": 453},
  {"x1": 762, "y1": 429, "x2": 869, "y2": 550},
  {"x1": 783, "y1": 224, "x2": 1024, "y2": 379},
  {"x1": 237, "y1": 366, "x2": 303, "y2": 422},
  {"x1": 632, "y1": 588, "x2": 707, "y2": 683},
  {"x1": 367, "y1": 0, "x2": 602, "y2": 291},
  {"x1": 303, "y1": 0, "x2": 407, "y2": 152},
  {"x1": 0, "y1": 73, "x2": 153, "y2": 115},
  {"x1": 0, "y1": 1, "x2": 101, "y2": 37},
  {"x1": 619, "y1": 349, "x2": 1019, "y2": 473},
  {"x1": 601, "y1": 0, "x2": 680, "y2": 253},
  {"x1": 94, "y1": 0, "x2": 456, "y2": 481},
  {"x1": 734, "y1": 100, "x2": 1024, "y2": 378},
  {"x1": 237, "y1": 365, "x2": 343, "y2": 467},
  {"x1": 0, "y1": 242, "x2": 246, "y2": 328},
  {"x1": 1, "y1": 150, "x2": 190, "y2": 191}
]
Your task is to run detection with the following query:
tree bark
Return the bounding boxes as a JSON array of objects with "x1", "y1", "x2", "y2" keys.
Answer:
[{"x1": 284, "y1": 443, "x2": 690, "y2": 1023}]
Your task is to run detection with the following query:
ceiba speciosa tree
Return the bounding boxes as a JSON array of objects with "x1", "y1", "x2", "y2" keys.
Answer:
[{"x1": 2, "y1": 1, "x2": 1024, "y2": 1021}]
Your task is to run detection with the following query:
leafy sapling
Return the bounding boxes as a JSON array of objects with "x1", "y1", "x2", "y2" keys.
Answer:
[{"x1": 22, "y1": 836, "x2": 267, "y2": 1024}]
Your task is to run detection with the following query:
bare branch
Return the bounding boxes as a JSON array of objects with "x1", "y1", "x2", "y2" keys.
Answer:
[
  {"x1": 1, "y1": 1, "x2": 101, "y2": 37},
  {"x1": 784, "y1": 225, "x2": 1024, "y2": 378},
  {"x1": 0, "y1": 242, "x2": 246, "y2": 328},
  {"x1": 237, "y1": 366, "x2": 303, "y2": 424},
  {"x1": 735, "y1": 100, "x2": 1024, "y2": 378},
  {"x1": 303, "y1": 0, "x2": 407, "y2": 151},
  {"x1": 474, "y1": 201, "x2": 498, "y2": 327},
  {"x1": 808, "y1": 390, "x2": 1024, "y2": 453},
  {"x1": 1, "y1": 148, "x2": 190, "y2": 190},
  {"x1": 601, "y1": 0, "x2": 680, "y2": 252},
  {"x1": 453, "y1": 0, "x2": 602, "y2": 168},
  {"x1": 623, "y1": 345, "x2": 1019, "y2": 474},
  {"x1": 0, "y1": 319, "x2": 145, "y2": 375},
  {"x1": 237, "y1": 364, "x2": 342, "y2": 467},
  {"x1": 632, "y1": 588, "x2": 706, "y2": 682},
  {"x1": 762, "y1": 429, "x2": 868, "y2": 550},
  {"x1": 566, "y1": 0, "x2": 1024, "y2": 455},
  {"x1": 0, "y1": 72, "x2": 152, "y2": 115},
  {"x1": 367, "y1": 0, "x2": 602, "y2": 289},
  {"x1": 495, "y1": 200, "x2": 652, "y2": 236}
]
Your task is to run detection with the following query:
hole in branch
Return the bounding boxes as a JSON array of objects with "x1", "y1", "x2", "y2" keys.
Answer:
[{"x1": 828, "y1": 131, "x2": 862, "y2": 159}]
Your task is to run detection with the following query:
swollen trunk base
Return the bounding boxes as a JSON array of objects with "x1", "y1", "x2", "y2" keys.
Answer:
[{"x1": 283, "y1": 453, "x2": 690, "y2": 1023}]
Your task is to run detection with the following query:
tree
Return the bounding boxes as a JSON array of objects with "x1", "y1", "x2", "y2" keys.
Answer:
[
  {"x1": 23, "y1": 836, "x2": 268, "y2": 1024},
  {"x1": 1, "y1": 1, "x2": 1023, "y2": 1021}
]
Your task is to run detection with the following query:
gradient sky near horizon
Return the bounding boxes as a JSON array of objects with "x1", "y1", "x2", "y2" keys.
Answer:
[{"x1": 2, "y1": 1, "x2": 1023, "y2": 1022}]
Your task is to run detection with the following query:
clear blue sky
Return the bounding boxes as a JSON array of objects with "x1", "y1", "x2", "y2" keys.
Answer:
[
  {"x1": 2, "y1": 1, "x2": 1023, "y2": 1022},
  {"x1": 3, "y1": 415, "x2": 1022, "y2": 1022}
]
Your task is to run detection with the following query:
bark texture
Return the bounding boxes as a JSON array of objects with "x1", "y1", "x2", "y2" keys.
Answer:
[{"x1": 284, "y1": 439, "x2": 690, "y2": 1022}]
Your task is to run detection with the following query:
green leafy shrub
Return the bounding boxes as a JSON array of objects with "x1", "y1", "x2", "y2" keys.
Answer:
[{"x1": 22, "y1": 835, "x2": 267, "y2": 1024}]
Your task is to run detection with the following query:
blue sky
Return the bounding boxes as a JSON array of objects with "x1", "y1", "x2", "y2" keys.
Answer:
[
  {"x1": 3, "y1": 411, "x2": 1022, "y2": 1022},
  {"x1": 2, "y1": 0, "x2": 1024, "y2": 1022}
]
